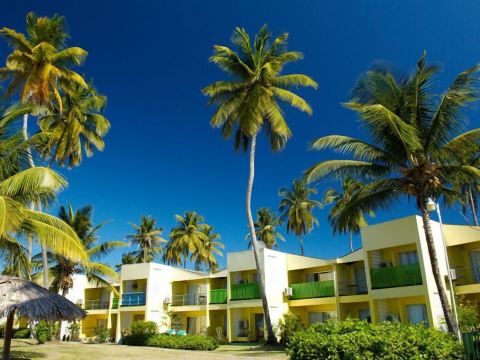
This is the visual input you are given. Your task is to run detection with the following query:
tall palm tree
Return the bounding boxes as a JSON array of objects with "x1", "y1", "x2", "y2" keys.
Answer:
[
  {"x1": 32, "y1": 204, "x2": 124, "y2": 295},
  {"x1": 279, "y1": 179, "x2": 321, "y2": 255},
  {"x1": 115, "y1": 252, "x2": 137, "y2": 272},
  {"x1": 164, "y1": 211, "x2": 208, "y2": 268},
  {"x1": 0, "y1": 12, "x2": 87, "y2": 285},
  {"x1": 305, "y1": 53, "x2": 480, "y2": 336},
  {"x1": 247, "y1": 208, "x2": 285, "y2": 249},
  {"x1": 39, "y1": 82, "x2": 110, "y2": 168},
  {"x1": 323, "y1": 177, "x2": 373, "y2": 253},
  {"x1": 126, "y1": 216, "x2": 166, "y2": 263},
  {"x1": 191, "y1": 224, "x2": 224, "y2": 272},
  {"x1": 202, "y1": 25, "x2": 317, "y2": 343}
]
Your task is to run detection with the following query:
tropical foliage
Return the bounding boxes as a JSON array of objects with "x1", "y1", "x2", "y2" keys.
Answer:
[
  {"x1": 247, "y1": 208, "x2": 284, "y2": 249},
  {"x1": 305, "y1": 53, "x2": 480, "y2": 335},
  {"x1": 279, "y1": 179, "x2": 320, "y2": 255},
  {"x1": 39, "y1": 82, "x2": 110, "y2": 168},
  {"x1": 203, "y1": 25, "x2": 317, "y2": 343},
  {"x1": 126, "y1": 216, "x2": 166, "y2": 263},
  {"x1": 32, "y1": 204, "x2": 124, "y2": 295},
  {"x1": 323, "y1": 177, "x2": 373, "y2": 252}
]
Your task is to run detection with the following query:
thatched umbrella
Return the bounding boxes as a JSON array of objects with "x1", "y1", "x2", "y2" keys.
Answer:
[{"x1": 0, "y1": 276, "x2": 87, "y2": 360}]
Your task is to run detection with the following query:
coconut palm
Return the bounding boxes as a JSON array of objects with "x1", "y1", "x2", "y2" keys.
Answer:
[
  {"x1": 32, "y1": 204, "x2": 124, "y2": 295},
  {"x1": 126, "y1": 216, "x2": 166, "y2": 263},
  {"x1": 247, "y1": 208, "x2": 285, "y2": 249},
  {"x1": 164, "y1": 211, "x2": 208, "y2": 268},
  {"x1": 279, "y1": 179, "x2": 321, "y2": 255},
  {"x1": 0, "y1": 12, "x2": 87, "y2": 285},
  {"x1": 39, "y1": 82, "x2": 110, "y2": 168},
  {"x1": 115, "y1": 252, "x2": 137, "y2": 272},
  {"x1": 191, "y1": 224, "x2": 224, "y2": 272},
  {"x1": 202, "y1": 25, "x2": 317, "y2": 343},
  {"x1": 449, "y1": 150, "x2": 480, "y2": 225},
  {"x1": 323, "y1": 177, "x2": 373, "y2": 253},
  {"x1": 305, "y1": 53, "x2": 480, "y2": 336}
]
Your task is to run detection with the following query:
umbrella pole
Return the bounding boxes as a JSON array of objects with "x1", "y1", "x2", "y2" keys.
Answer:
[{"x1": 2, "y1": 309, "x2": 15, "y2": 360}]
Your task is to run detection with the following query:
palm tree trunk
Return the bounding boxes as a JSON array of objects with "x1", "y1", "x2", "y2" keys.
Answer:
[
  {"x1": 22, "y1": 113, "x2": 49, "y2": 287},
  {"x1": 349, "y1": 232, "x2": 354, "y2": 253},
  {"x1": 298, "y1": 237, "x2": 304, "y2": 256},
  {"x1": 420, "y1": 205, "x2": 458, "y2": 337},
  {"x1": 23, "y1": 113, "x2": 34, "y2": 279},
  {"x1": 468, "y1": 187, "x2": 479, "y2": 226},
  {"x1": 2, "y1": 309, "x2": 15, "y2": 360},
  {"x1": 246, "y1": 135, "x2": 276, "y2": 344}
]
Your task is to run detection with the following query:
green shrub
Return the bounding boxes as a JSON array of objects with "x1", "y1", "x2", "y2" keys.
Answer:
[
  {"x1": 287, "y1": 319, "x2": 464, "y2": 360},
  {"x1": 124, "y1": 333, "x2": 218, "y2": 351},
  {"x1": 457, "y1": 296, "x2": 480, "y2": 332},
  {"x1": 95, "y1": 326, "x2": 110, "y2": 343},
  {"x1": 279, "y1": 312, "x2": 305, "y2": 345},
  {"x1": 13, "y1": 328, "x2": 30, "y2": 339},
  {"x1": 34, "y1": 321, "x2": 55, "y2": 344},
  {"x1": 131, "y1": 321, "x2": 158, "y2": 336}
]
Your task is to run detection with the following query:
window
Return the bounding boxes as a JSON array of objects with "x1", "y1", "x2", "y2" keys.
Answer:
[
  {"x1": 469, "y1": 250, "x2": 480, "y2": 283},
  {"x1": 407, "y1": 304, "x2": 429, "y2": 326},
  {"x1": 305, "y1": 271, "x2": 334, "y2": 282},
  {"x1": 308, "y1": 311, "x2": 336, "y2": 324},
  {"x1": 359, "y1": 309, "x2": 371, "y2": 323},
  {"x1": 399, "y1": 251, "x2": 419, "y2": 265}
]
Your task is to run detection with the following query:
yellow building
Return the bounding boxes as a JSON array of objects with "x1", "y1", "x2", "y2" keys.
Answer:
[{"x1": 62, "y1": 215, "x2": 480, "y2": 342}]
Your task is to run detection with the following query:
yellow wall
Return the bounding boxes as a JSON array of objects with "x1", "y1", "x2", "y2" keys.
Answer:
[{"x1": 339, "y1": 302, "x2": 370, "y2": 320}]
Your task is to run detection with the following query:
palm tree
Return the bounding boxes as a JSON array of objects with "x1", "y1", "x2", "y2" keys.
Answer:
[
  {"x1": 323, "y1": 177, "x2": 373, "y2": 253},
  {"x1": 126, "y1": 216, "x2": 166, "y2": 263},
  {"x1": 278, "y1": 179, "x2": 321, "y2": 255},
  {"x1": 247, "y1": 208, "x2": 285, "y2": 249},
  {"x1": 0, "y1": 12, "x2": 87, "y2": 285},
  {"x1": 115, "y1": 252, "x2": 137, "y2": 272},
  {"x1": 450, "y1": 150, "x2": 480, "y2": 226},
  {"x1": 305, "y1": 53, "x2": 480, "y2": 336},
  {"x1": 32, "y1": 204, "x2": 124, "y2": 295},
  {"x1": 202, "y1": 25, "x2": 317, "y2": 343},
  {"x1": 164, "y1": 211, "x2": 208, "y2": 268},
  {"x1": 191, "y1": 224, "x2": 224, "y2": 272},
  {"x1": 39, "y1": 82, "x2": 110, "y2": 168}
]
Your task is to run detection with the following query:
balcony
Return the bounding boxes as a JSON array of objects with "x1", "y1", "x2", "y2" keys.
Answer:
[
  {"x1": 112, "y1": 297, "x2": 119, "y2": 309},
  {"x1": 210, "y1": 289, "x2": 227, "y2": 304},
  {"x1": 172, "y1": 293, "x2": 207, "y2": 306},
  {"x1": 370, "y1": 263, "x2": 422, "y2": 289},
  {"x1": 290, "y1": 280, "x2": 335, "y2": 300},
  {"x1": 121, "y1": 292, "x2": 146, "y2": 306},
  {"x1": 453, "y1": 266, "x2": 480, "y2": 286},
  {"x1": 230, "y1": 283, "x2": 261, "y2": 300},
  {"x1": 83, "y1": 299, "x2": 110, "y2": 310},
  {"x1": 338, "y1": 280, "x2": 368, "y2": 296}
]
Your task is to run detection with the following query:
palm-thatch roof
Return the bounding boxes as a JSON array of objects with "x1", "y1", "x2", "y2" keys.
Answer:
[{"x1": 0, "y1": 276, "x2": 86, "y2": 321}]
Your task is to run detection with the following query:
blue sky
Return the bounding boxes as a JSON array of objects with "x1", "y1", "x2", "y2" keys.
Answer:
[{"x1": 2, "y1": 0, "x2": 480, "y2": 268}]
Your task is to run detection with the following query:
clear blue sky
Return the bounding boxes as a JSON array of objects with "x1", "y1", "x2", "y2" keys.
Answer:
[{"x1": 2, "y1": 0, "x2": 480, "y2": 268}]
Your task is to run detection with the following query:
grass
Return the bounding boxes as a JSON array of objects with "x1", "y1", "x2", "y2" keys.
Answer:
[{"x1": 1, "y1": 339, "x2": 286, "y2": 359}]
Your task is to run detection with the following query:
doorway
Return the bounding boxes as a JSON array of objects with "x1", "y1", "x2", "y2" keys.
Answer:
[{"x1": 254, "y1": 314, "x2": 264, "y2": 342}]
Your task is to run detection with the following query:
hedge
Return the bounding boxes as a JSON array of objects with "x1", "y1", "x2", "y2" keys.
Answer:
[
  {"x1": 124, "y1": 334, "x2": 218, "y2": 351},
  {"x1": 287, "y1": 319, "x2": 464, "y2": 360}
]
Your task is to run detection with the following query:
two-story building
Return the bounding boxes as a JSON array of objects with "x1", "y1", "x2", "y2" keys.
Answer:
[{"x1": 61, "y1": 215, "x2": 480, "y2": 342}]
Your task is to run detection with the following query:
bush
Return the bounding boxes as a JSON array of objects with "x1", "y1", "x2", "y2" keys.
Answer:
[
  {"x1": 287, "y1": 319, "x2": 464, "y2": 360},
  {"x1": 124, "y1": 333, "x2": 218, "y2": 351},
  {"x1": 95, "y1": 326, "x2": 110, "y2": 343},
  {"x1": 13, "y1": 328, "x2": 30, "y2": 339},
  {"x1": 130, "y1": 321, "x2": 159, "y2": 336},
  {"x1": 34, "y1": 321, "x2": 55, "y2": 344},
  {"x1": 457, "y1": 296, "x2": 480, "y2": 332},
  {"x1": 279, "y1": 312, "x2": 305, "y2": 345}
]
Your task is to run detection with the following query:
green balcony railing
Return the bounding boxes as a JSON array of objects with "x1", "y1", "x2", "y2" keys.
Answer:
[
  {"x1": 290, "y1": 280, "x2": 335, "y2": 300},
  {"x1": 231, "y1": 283, "x2": 261, "y2": 300},
  {"x1": 210, "y1": 289, "x2": 227, "y2": 304},
  {"x1": 111, "y1": 297, "x2": 119, "y2": 309},
  {"x1": 370, "y1": 263, "x2": 422, "y2": 289}
]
